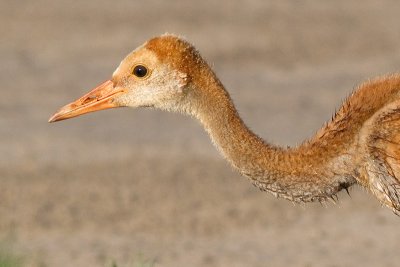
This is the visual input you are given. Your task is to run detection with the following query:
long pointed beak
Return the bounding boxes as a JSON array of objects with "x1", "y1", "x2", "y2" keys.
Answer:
[{"x1": 48, "y1": 80, "x2": 127, "y2": 123}]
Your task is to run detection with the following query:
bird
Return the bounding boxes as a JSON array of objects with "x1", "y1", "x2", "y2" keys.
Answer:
[{"x1": 49, "y1": 34, "x2": 400, "y2": 216}]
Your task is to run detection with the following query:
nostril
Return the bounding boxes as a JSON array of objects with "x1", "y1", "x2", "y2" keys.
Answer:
[{"x1": 81, "y1": 95, "x2": 97, "y2": 104}]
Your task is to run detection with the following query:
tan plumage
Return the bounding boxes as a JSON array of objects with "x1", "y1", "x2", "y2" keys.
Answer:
[{"x1": 49, "y1": 34, "x2": 400, "y2": 216}]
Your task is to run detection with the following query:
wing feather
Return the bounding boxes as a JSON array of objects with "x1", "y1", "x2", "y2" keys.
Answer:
[{"x1": 360, "y1": 103, "x2": 400, "y2": 215}]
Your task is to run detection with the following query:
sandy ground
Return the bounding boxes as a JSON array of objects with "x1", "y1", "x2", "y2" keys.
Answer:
[{"x1": 1, "y1": 1, "x2": 400, "y2": 266}]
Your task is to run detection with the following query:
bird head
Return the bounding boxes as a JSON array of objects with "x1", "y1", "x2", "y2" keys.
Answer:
[{"x1": 49, "y1": 34, "x2": 207, "y2": 123}]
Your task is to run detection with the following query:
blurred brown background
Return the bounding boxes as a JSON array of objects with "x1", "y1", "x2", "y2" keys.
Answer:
[{"x1": 1, "y1": 1, "x2": 400, "y2": 266}]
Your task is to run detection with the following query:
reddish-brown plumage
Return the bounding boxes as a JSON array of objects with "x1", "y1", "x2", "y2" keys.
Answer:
[
  {"x1": 50, "y1": 34, "x2": 400, "y2": 215},
  {"x1": 146, "y1": 35, "x2": 206, "y2": 77}
]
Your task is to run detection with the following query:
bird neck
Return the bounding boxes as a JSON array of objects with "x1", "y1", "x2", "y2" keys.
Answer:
[{"x1": 188, "y1": 72, "x2": 354, "y2": 202}]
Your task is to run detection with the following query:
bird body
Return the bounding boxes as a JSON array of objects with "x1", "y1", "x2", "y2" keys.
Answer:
[{"x1": 49, "y1": 34, "x2": 400, "y2": 215}]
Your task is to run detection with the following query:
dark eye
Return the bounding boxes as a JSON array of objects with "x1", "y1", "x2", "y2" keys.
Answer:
[{"x1": 132, "y1": 65, "x2": 148, "y2": 78}]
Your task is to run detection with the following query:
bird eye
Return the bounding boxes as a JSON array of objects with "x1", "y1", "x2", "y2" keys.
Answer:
[{"x1": 132, "y1": 65, "x2": 149, "y2": 78}]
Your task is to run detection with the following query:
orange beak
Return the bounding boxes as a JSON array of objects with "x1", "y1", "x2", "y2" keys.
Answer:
[{"x1": 48, "y1": 80, "x2": 127, "y2": 123}]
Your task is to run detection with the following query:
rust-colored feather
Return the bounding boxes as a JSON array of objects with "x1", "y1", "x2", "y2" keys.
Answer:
[{"x1": 50, "y1": 34, "x2": 400, "y2": 215}]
